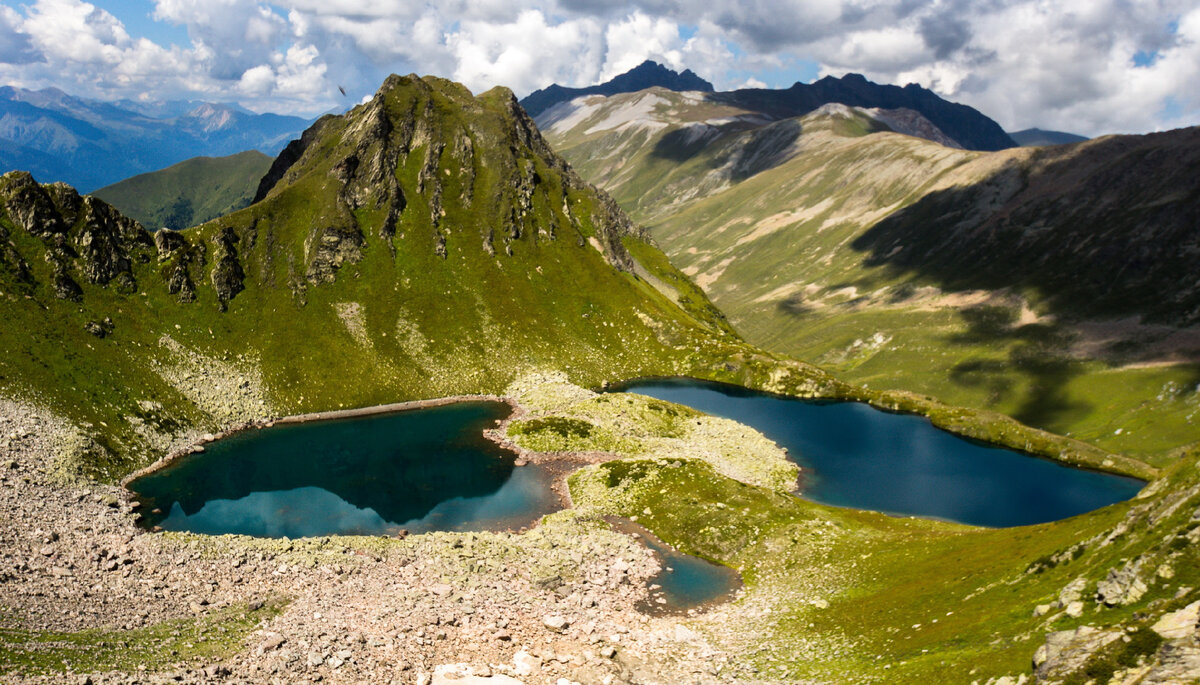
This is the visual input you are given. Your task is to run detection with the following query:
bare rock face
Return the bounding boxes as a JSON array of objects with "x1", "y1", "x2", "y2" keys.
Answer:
[
  {"x1": 1152, "y1": 600, "x2": 1200, "y2": 639},
  {"x1": 1033, "y1": 626, "x2": 1123, "y2": 681},
  {"x1": 305, "y1": 225, "x2": 364, "y2": 284},
  {"x1": 154, "y1": 228, "x2": 203, "y2": 303},
  {"x1": 1096, "y1": 559, "x2": 1149, "y2": 606},
  {"x1": 0, "y1": 170, "x2": 153, "y2": 300},
  {"x1": 210, "y1": 226, "x2": 245, "y2": 307}
]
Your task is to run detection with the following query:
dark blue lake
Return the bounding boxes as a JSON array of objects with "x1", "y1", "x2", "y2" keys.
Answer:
[
  {"x1": 613, "y1": 378, "x2": 1144, "y2": 527},
  {"x1": 129, "y1": 402, "x2": 561, "y2": 538}
]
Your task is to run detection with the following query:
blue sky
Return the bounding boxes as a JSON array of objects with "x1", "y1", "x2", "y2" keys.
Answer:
[{"x1": 0, "y1": 0, "x2": 1196, "y2": 136}]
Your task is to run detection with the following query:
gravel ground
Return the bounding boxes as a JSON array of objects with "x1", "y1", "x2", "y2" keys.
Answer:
[{"x1": 0, "y1": 396, "x2": 739, "y2": 685}]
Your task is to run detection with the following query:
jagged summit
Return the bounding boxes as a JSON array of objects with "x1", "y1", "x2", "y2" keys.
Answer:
[
  {"x1": 520, "y1": 60, "x2": 714, "y2": 118},
  {"x1": 727, "y1": 72, "x2": 1016, "y2": 151}
]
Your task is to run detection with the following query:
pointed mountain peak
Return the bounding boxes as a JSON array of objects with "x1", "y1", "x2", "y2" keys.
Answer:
[{"x1": 520, "y1": 61, "x2": 714, "y2": 117}]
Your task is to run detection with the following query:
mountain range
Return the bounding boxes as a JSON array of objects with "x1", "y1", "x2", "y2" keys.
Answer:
[
  {"x1": 520, "y1": 60, "x2": 713, "y2": 118},
  {"x1": 1, "y1": 69, "x2": 1199, "y2": 685},
  {"x1": 539, "y1": 86, "x2": 1200, "y2": 461},
  {"x1": 526, "y1": 62, "x2": 1015, "y2": 151},
  {"x1": 0, "y1": 86, "x2": 307, "y2": 192}
]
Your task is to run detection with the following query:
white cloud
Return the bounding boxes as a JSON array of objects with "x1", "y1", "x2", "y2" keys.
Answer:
[{"x1": 0, "y1": 0, "x2": 1193, "y2": 133}]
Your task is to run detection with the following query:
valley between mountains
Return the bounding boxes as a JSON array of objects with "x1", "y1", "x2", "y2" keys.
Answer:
[{"x1": 0, "y1": 68, "x2": 1198, "y2": 685}]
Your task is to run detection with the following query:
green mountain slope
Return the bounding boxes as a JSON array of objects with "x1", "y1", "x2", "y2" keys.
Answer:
[
  {"x1": 2, "y1": 74, "x2": 1199, "y2": 685},
  {"x1": 92, "y1": 150, "x2": 272, "y2": 230},
  {"x1": 542, "y1": 90, "x2": 1200, "y2": 462},
  {"x1": 0, "y1": 74, "x2": 759, "y2": 481}
]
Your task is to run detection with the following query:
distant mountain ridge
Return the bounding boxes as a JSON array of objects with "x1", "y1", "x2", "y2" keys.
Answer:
[
  {"x1": 525, "y1": 64, "x2": 1014, "y2": 151},
  {"x1": 520, "y1": 60, "x2": 714, "y2": 117},
  {"x1": 92, "y1": 150, "x2": 272, "y2": 230},
  {"x1": 1009, "y1": 128, "x2": 1089, "y2": 146},
  {"x1": 715, "y1": 73, "x2": 1015, "y2": 151},
  {"x1": 0, "y1": 86, "x2": 307, "y2": 192}
]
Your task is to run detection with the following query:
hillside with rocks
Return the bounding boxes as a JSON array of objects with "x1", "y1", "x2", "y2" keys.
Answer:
[
  {"x1": 2, "y1": 73, "x2": 1199, "y2": 685},
  {"x1": 540, "y1": 87, "x2": 1200, "y2": 462}
]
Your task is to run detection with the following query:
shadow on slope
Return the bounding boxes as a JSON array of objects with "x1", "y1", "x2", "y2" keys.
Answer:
[
  {"x1": 945, "y1": 305, "x2": 1091, "y2": 432},
  {"x1": 651, "y1": 119, "x2": 802, "y2": 182},
  {"x1": 850, "y1": 127, "x2": 1200, "y2": 327}
]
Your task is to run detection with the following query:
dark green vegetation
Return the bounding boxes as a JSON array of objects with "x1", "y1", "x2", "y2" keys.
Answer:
[
  {"x1": 542, "y1": 89, "x2": 1200, "y2": 462},
  {"x1": 0, "y1": 599, "x2": 283, "y2": 677},
  {"x1": 0, "y1": 74, "x2": 752, "y2": 483},
  {"x1": 93, "y1": 151, "x2": 273, "y2": 230}
]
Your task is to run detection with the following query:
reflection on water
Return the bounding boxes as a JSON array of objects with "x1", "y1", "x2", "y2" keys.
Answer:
[{"x1": 129, "y1": 402, "x2": 561, "y2": 538}]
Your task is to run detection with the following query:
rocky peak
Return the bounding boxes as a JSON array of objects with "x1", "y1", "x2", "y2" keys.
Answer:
[
  {"x1": 519, "y1": 61, "x2": 715, "y2": 118},
  {"x1": 253, "y1": 74, "x2": 644, "y2": 278}
]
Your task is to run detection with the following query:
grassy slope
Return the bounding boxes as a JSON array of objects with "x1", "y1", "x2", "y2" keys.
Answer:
[
  {"x1": 0, "y1": 76, "x2": 758, "y2": 482},
  {"x1": 92, "y1": 151, "x2": 272, "y2": 230},
  {"x1": 508, "y1": 379, "x2": 1200, "y2": 683},
  {"x1": 542, "y1": 92, "x2": 1200, "y2": 464}
]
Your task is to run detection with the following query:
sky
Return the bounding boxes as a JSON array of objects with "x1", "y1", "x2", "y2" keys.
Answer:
[{"x1": 0, "y1": 0, "x2": 1196, "y2": 136}]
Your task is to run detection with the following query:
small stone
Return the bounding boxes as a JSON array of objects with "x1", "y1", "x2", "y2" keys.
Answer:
[
  {"x1": 543, "y1": 615, "x2": 569, "y2": 633},
  {"x1": 257, "y1": 634, "x2": 286, "y2": 653},
  {"x1": 513, "y1": 650, "x2": 541, "y2": 676},
  {"x1": 599, "y1": 646, "x2": 616, "y2": 659},
  {"x1": 1034, "y1": 604, "x2": 1053, "y2": 617},
  {"x1": 431, "y1": 583, "x2": 453, "y2": 597},
  {"x1": 1151, "y1": 600, "x2": 1200, "y2": 639},
  {"x1": 1065, "y1": 601, "x2": 1084, "y2": 618}
]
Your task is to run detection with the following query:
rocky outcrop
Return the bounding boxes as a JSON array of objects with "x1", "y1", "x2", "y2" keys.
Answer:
[
  {"x1": 1096, "y1": 559, "x2": 1149, "y2": 606},
  {"x1": 210, "y1": 226, "x2": 245, "y2": 307},
  {"x1": 305, "y1": 224, "x2": 364, "y2": 284},
  {"x1": 154, "y1": 228, "x2": 202, "y2": 303},
  {"x1": 0, "y1": 171, "x2": 153, "y2": 300},
  {"x1": 1033, "y1": 626, "x2": 1124, "y2": 680}
]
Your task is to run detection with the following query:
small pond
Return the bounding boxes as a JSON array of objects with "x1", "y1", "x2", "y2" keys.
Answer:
[
  {"x1": 612, "y1": 378, "x2": 1144, "y2": 527},
  {"x1": 608, "y1": 518, "x2": 741, "y2": 615},
  {"x1": 129, "y1": 402, "x2": 561, "y2": 538}
]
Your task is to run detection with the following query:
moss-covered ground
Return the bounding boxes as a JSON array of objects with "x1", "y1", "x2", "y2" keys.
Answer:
[{"x1": 0, "y1": 599, "x2": 284, "y2": 678}]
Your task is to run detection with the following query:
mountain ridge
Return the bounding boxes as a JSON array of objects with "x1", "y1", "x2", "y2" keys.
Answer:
[
  {"x1": 0, "y1": 86, "x2": 307, "y2": 192},
  {"x1": 0, "y1": 73, "x2": 753, "y2": 481},
  {"x1": 92, "y1": 151, "x2": 273, "y2": 230},
  {"x1": 539, "y1": 86, "x2": 1200, "y2": 459},
  {"x1": 1010, "y1": 127, "x2": 1090, "y2": 146},
  {"x1": 520, "y1": 60, "x2": 714, "y2": 118}
]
